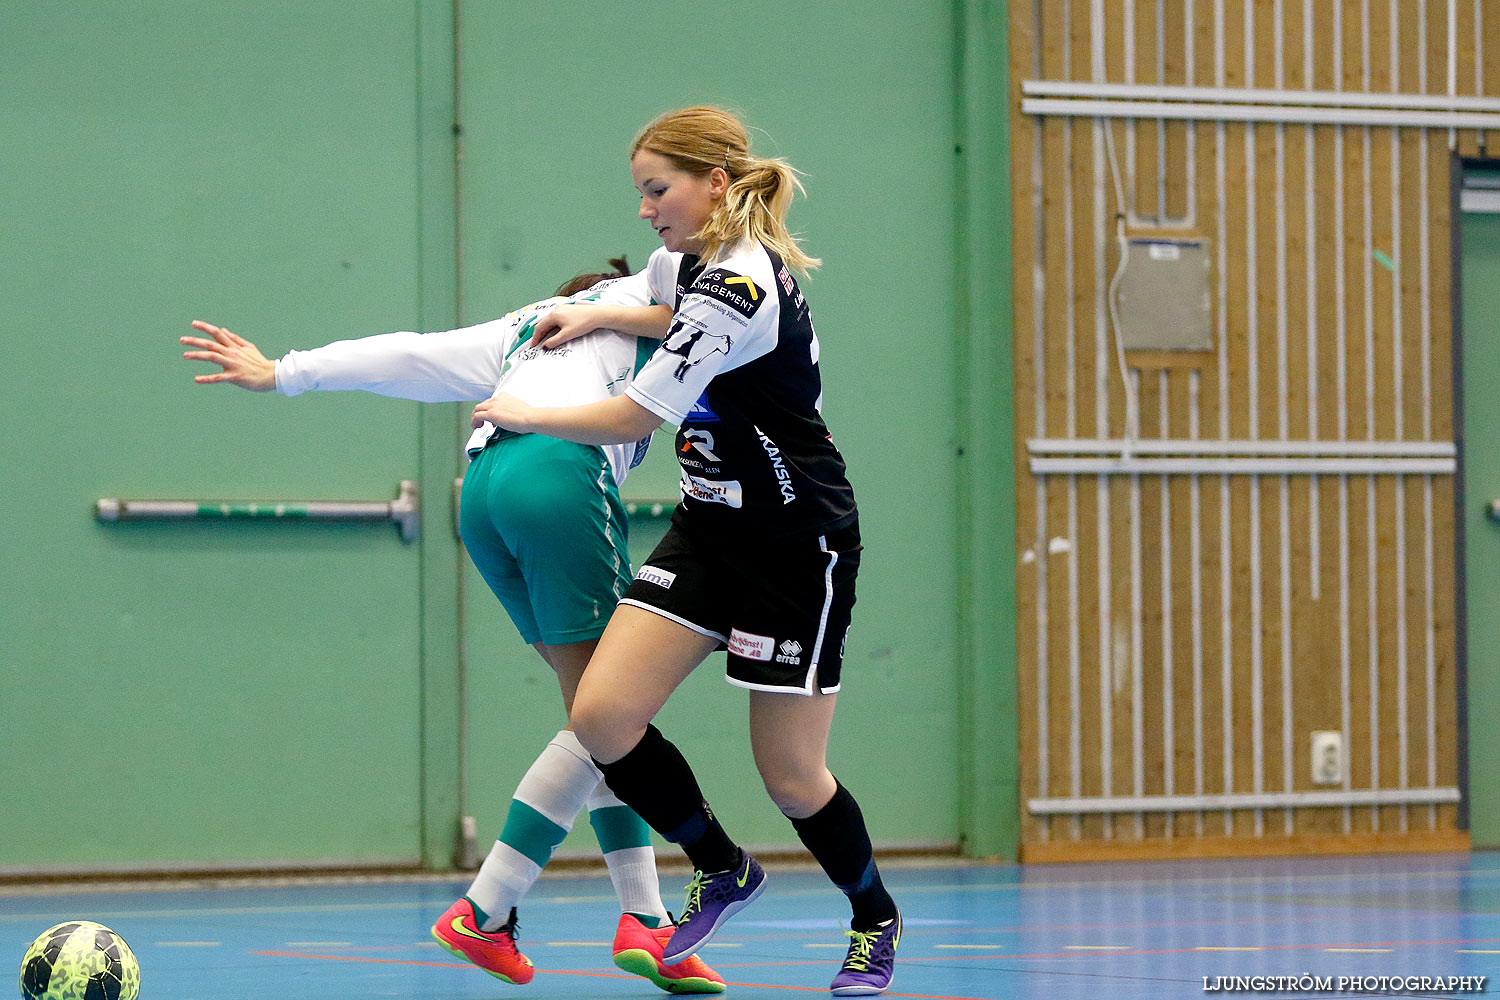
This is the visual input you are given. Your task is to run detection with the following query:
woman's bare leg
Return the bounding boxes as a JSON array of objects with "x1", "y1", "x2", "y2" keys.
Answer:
[
  {"x1": 748, "y1": 692, "x2": 897, "y2": 937},
  {"x1": 532, "y1": 638, "x2": 596, "y2": 714},
  {"x1": 570, "y1": 604, "x2": 719, "y2": 763},
  {"x1": 747, "y1": 689, "x2": 839, "y2": 818}
]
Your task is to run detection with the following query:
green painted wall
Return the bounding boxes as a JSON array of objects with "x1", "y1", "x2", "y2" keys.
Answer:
[
  {"x1": 0, "y1": 3, "x2": 443, "y2": 872},
  {"x1": 1460, "y1": 201, "x2": 1500, "y2": 847},
  {"x1": 0, "y1": 2, "x2": 1018, "y2": 872}
]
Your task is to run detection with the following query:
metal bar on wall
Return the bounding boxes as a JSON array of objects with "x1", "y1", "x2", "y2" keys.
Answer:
[
  {"x1": 1391, "y1": 0, "x2": 1409, "y2": 832},
  {"x1": 1421, "y1": 1, "x2": 1438, "y2": 828},
  {"x1": 1449, "y1": 0, "x2": 1459, "y2": 148},
  {"x1": 95, "y1": 481, "x2": 421, "y2": 541},
  {"x1": 1027, "y1": 438, "x2": 1455, "y2": 456},
  {"x1": 1275, "y1": 2, "x2": 1294, "y2": 834},
  {"x1": 1335, "y1": 0, "x2": 1354, "y2": 834},
  {"x1": 1215, "y1": 0, "x2": 1231, "y2": 839},
  {"x1": 1030, "y1": 457, "x2": 1455, "y2": 475},
  {"x1": 1190, "y1": 369, "x2": 1205, "y2": 837},
  {"x1": 1304, "y1": 0, "x2": 1322, "y2": 606},
  {"x1": 1022, "y1": 97, "x2": 1500, "y2": 129},
  {"x1": 1022, "y1": 79, "x2": 1500, "y2": 112},
  {"x1": 1159, "y1": 372, "x2": 1175, "y2": 835},
  {"x1": 1063, "y1": 0, "x2": 1082, "y2": 843},
  {"x1": 1245, "y1": 0, "x2": 1265, "y2": 837},
  {"x1": 1029, "y1": 786, "x2": 1460, "y2": 815},
  {"x1": 1091, "y1": 0, "x2": 1113, "y2": 842}
]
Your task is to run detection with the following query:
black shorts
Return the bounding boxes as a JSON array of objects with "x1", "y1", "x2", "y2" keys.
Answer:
[{"x1": 620, "y1": 517, "x2": 861, "y2": 695}]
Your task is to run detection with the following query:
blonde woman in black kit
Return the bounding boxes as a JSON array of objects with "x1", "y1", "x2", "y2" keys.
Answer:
[{"x1": 473, "y1": 106, "x2": 900, "y2": 996}]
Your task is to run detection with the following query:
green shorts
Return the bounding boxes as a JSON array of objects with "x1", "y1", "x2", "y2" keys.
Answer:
[{"x1": 459, "y1": 433, "x2": 631, "y2": 646}]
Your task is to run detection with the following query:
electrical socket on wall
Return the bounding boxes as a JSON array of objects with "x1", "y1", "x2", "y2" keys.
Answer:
[{"x1": 1311, "y1": 731, "x2": 1344, "y2": 786}]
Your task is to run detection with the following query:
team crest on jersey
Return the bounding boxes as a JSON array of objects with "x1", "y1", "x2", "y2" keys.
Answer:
[
  {"x1": 692, "y1": 268, "x2": 764, "y2": 318},
  {"x1": 661, "y1": 319, "x2": 733, "y2": 383}
]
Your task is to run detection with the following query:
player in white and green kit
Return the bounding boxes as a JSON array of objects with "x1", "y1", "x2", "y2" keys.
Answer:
[{"x1": 180, "y1": 260, "x2": 724, "y2": 993}]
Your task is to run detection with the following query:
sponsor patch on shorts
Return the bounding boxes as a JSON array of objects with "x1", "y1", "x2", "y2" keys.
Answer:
[
  {"x1": 728, "y1": 628, "x2": 775, "y2": 661},
  {"x1": 635, "y1": 565, "x2": 676, "y2": 589}
]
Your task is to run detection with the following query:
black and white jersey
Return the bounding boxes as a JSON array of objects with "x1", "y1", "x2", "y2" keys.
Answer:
[{"x1": 626, "y1": 241, "x2": 857, "y2": 537}]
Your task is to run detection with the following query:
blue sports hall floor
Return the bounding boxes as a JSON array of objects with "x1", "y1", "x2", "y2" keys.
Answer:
[{"x1": 5, "y1": 853, "x2": 1500, "y2": 999}]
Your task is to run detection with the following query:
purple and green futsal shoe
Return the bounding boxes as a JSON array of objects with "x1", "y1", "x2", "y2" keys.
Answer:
[
  {"x1": 662, "y1": 850, "x2": 767, "y2": 963},
  {"x1": 829, "y1": 910, "x2": 901, "y2": 996}
]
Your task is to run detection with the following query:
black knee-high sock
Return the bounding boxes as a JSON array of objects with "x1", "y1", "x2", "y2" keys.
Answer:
[
  {"x1": 789, "y1": 779, "x2": 898, "y2": 930},
  {"x1": 594, "y1": 724, "x2": 740, "y2": 874}
]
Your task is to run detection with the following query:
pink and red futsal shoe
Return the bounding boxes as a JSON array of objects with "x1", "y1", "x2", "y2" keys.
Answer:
[
  {"x1": 611, "y1": 912, "x2": 727, "y2": 994},
  {"x1": 431, "y1": 897, "x2": 534, "y2": 984}
]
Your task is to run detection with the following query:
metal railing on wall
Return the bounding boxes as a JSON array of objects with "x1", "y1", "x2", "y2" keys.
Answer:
[{"x1": 95, "y1": 480, "x2": 421, "y2": 541}]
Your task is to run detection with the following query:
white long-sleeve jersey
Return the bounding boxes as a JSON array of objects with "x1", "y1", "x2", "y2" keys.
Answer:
[{"x1": 274, "y1": 272, "x2": 662, "y2": 486}]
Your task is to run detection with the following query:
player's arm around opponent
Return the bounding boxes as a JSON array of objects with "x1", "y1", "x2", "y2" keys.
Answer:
[{"x1": 474, "y1": 106, "x2": 901, "y2": 997}]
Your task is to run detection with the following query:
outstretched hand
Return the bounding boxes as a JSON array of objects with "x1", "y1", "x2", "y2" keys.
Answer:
[{"x1": 181, "y1": 321, "x2": 277, "y2": 391}]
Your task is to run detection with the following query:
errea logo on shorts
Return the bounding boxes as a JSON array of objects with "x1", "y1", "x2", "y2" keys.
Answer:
[
  {"x1": 776, "y1": 639, "x2": 803, "y2": 665},
  {"x1": 635, "y1": 565, "x2": 676, "y2": 589},
  {"x1": 728, "y1": 629, "x2": 774, "y2": 661}
]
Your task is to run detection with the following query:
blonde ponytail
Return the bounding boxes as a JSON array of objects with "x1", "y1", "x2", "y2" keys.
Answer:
[{"x1": 632, "y1": 106, "x2": 821, "y2": 274}]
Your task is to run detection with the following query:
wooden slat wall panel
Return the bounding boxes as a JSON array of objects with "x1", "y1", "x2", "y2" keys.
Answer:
[{"x1": 1012, "y1": 0, "x2": 1481, "y2": 856}]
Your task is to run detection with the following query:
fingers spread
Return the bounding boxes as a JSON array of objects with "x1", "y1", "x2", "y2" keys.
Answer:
[{"x1": 190, "y1": 321, "x2": 242, "y2": 346}]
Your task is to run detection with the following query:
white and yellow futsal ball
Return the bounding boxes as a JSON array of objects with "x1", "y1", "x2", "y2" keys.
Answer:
[{"x1": 18, "y1": 921, "x2": 139, "y2": 1000}]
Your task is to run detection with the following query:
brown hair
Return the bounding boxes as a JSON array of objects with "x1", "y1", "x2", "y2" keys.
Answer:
[
  {"x1": 632, "y1": 106, "x2": 820, "y2": 275},
  {"x1": 554, "y1": 255, "x2": 632, "y2": 298}
]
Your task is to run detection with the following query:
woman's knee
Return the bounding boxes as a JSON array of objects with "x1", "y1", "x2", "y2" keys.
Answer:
[
  {"x1": 569, "y1": 690, "x2": 634, "y2": 764},
  {"x1": 760, "y1": 765, "x2": 836, "y2": 818},
  {"x1": 567, "y1": 694, "x2": 607, "y2": 756}
]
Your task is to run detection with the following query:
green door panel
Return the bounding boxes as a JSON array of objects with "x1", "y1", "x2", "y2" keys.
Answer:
[{"x1": 0, "y1": 3, "x2": 433, "y2": 871}]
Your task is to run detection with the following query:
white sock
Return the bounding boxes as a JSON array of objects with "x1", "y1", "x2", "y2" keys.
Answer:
[
  {"x1": 587, "y1": 784, "x2": 670, "y2": 927},
  {"x1": 466, "y1": 730, "x2": 602, "y2": 931}
]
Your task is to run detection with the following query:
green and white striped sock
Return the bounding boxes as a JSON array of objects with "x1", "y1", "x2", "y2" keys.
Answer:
[
  {"x1": 466, "y1": 730, "x2": 600, "y2": 931},
  {"x1": 588, "y1": 784, "x2": 670, "y2": 928}
]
